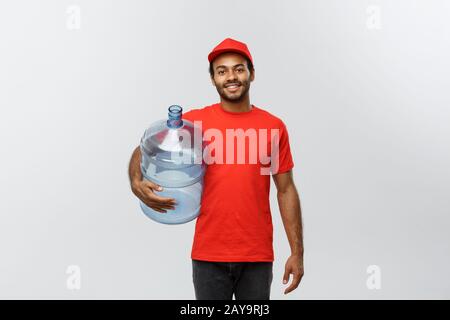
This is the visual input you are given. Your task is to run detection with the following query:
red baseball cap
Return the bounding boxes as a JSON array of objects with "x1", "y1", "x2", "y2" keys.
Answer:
[{"x1": 208, "y1": 38, "x2": 253, "y2": 65}]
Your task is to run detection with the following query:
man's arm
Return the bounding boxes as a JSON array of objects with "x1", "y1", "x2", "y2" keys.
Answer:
[
  {"x1": 272, "y1": 170, "x2": 304, "y2": 294},
  {"x1": 128, "y1": 146, "x2": 176, "y2": 213},
  {"x1": 129, "y1": 146, "x2": 143, "y2": 185}
]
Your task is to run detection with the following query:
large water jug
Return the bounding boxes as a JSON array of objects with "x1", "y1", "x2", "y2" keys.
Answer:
[{"x1": 139, "y1": 105, "x2": 205, "y2": 224}]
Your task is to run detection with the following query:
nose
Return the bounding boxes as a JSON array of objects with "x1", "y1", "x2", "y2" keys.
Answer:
[{"x1": 226, "y1": 70, "x2": 238, "y2": 82}]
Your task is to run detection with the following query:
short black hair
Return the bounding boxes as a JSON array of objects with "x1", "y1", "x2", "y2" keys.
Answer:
[{"x1": 209, "y1": 57, "x2": 254, "y2": 78}]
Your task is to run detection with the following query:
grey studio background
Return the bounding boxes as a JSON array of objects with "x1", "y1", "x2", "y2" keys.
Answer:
[{"x1": 0, "y1": 0, "x2": 449, "y2": 299}]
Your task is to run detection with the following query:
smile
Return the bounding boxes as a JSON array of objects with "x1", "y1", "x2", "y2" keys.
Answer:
[{"x1": 225, "y1": 84, "x2": 241, "y2": 91}]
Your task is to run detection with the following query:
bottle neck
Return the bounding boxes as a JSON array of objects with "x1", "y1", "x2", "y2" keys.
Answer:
[{"x1": 167, "y1": 105, "x2": 183, "y2": 128}]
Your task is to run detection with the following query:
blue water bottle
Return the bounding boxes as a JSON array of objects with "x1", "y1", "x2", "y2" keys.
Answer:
[{"x1": 139, "y1": 105, "x2": 205, "y2": 224}]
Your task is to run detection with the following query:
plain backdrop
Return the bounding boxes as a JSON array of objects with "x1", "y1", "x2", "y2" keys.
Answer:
[{"x1": 0, "y1": 0, "x2": 449, "y2": 299}]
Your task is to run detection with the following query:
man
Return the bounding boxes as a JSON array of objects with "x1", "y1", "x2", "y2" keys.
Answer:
[{"x1": 128, "y1": 38, "x2": 304, "y2": 300}]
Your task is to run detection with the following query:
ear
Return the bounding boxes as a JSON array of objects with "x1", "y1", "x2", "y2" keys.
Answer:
[
  {"x1": 210, "y1": 75, "x2": 216, "y2": 86},
  {"x1": 250, "y1": 69, "x2": 255, "y2": 82}
]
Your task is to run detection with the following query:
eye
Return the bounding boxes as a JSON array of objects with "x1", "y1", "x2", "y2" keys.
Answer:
[
  {"x1": 218, "y1": 70, "x2": 225, "y2": 75},
  {"x1": 237, "y1": 68, "x2": 244, "y2": 72}
]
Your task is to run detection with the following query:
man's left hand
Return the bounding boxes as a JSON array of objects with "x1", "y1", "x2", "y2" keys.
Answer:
[{"x1": 283, "y1": 254, "x2": 304, "y2": 294}]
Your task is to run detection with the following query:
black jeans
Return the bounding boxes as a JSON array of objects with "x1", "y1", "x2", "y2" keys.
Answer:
[{"x1": 192, "y1": 259, "x2": 273, "y2": 300}]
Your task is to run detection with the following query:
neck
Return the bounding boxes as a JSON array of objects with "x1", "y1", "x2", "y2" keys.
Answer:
[{"x1": 220, "y1": 94, "x2": 252, "y2": 113}]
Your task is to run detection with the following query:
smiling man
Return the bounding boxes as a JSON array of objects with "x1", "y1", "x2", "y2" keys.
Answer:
[{"x1": 128, "y1": 38, "x2": 304, "y2": 300}]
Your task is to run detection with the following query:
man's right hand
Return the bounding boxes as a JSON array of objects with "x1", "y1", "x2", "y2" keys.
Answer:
[{"x1": 131, "y1": 179, "x2": 176, "y2": 213}]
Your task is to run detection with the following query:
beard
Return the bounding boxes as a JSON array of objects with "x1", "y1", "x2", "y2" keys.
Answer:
[{"x1": 215, "y1": 79, "x2": 251, "y2": 102}]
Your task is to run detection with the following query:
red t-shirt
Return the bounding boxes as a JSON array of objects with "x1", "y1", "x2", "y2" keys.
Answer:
[{"x1": 182, "y1": 103, "x2": 294, "y2": 262}]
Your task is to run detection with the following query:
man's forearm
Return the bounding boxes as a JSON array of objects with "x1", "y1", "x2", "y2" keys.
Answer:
[
  {"x1": 129, "y1": 146, "x2": 143, "y2": 186},
  {"x1": 277, "y1": 185, "x2": 303, "y2": 257}
]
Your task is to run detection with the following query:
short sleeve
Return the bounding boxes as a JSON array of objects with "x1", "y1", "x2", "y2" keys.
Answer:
[{"x1": 272, "y1": 121, "x2": 294, "y2": 175}]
